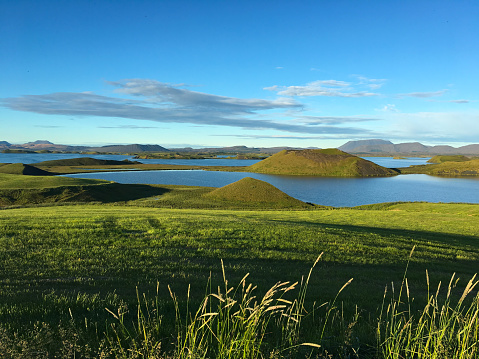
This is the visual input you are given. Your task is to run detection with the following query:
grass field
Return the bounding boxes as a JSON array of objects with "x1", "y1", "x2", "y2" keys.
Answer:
[{"x1": 1, "y1": 202, "x2": 478, "y2": 357}]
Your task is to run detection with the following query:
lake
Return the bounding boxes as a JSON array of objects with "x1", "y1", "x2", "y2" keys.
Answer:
[
  {"x1": 0, "y1": 152, "x2": 259, "y2": 167},
  {"x1": 2, "y1": 152, "x2": 477, "y2": 207},
  {"x1": 0, "y1": 152, "x2": 430, "y2": 168},
  {"x1": 63, "y1": 170, "x2": 479, "y2": 207}
]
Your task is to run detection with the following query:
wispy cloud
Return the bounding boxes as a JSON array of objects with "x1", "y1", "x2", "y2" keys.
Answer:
[
  {"x1": 1, "y1": 79, "x2": 373, "y2": 136},
  {"x1": 215, "y1": 134, "x2": 364, "y2": 140},
  {"x1": 449, "y1": 99, "x2": 470, "y2": 104},
  {"x1": 354, "y1": 75, "x2": 387, "y2": 90},
  {"x1": 377, "y1": 104, "x2": 400, "y2": 112},
  {"x1": 264, "y1": 79, "x2": 379, "y2": 97},
  {"x1": 398, "y1": 89, "x2": 448, "y2": 98},
  {"x1": 97, "y1": 125, "x2": 163, "y2": 129},
  {"x1": 34, "y1": 125, "x2": 63, "y2": 128},
  {"x1": 293, "y1": 115, "x2": 381, "y2": 125}
]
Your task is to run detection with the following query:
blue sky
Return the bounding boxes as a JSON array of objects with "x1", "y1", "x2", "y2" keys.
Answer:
[{"x1": 1, "y1": 0, "x2": 478, "y2": 148}]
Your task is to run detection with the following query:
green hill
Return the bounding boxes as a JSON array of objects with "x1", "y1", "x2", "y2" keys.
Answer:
[
  {"x1": 0, "y1": 163, "x2": 53, "y2": 176},
  {"x1": 247, "y1": 148, "x2": 397, "y2": 176},
  {"x1": 401, "y1": 158, "x2": 479, "y2": 176},
  {"x1": 204, "y1": 177, "x2": 313, "y2": 208},
  {"x1": 34, "y1": 157, "x2": 140, "y2": 166},
  {"x1": 427, "y1": 155, "x2": 470, "y2": 163}
]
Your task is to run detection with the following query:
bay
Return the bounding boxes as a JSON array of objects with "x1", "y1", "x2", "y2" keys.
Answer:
[
  {"x1": 2, "y1": 152, "x2": 476, "y2": 207},
  {"x1": 0, "y1": 153, "x2": 259, "y2": 167},
  {"x1": 63, "y1": 170, "x2": 479, "y2": 207}
]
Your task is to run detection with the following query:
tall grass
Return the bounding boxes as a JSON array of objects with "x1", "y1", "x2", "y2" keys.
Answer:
[
  {"x1": 103, "y1": 255, "x2": 331, "y2": 358},
  {"x1": 377, "y1": 247, "x2": 479, "y2": 358},
  {"x1": 100, "y1": 250, "x2": 479, "y2": 358}
]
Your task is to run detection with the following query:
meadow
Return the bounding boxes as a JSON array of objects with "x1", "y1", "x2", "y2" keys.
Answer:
[{"x1": 1, "y1": 201, "x2": 478, "y2": 357}]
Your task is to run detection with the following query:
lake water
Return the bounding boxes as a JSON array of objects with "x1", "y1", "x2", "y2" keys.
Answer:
[
  {"x1": 63, "y1": 170, "x2": 479, "y2": 207},
  {"x1": 0, "y1": 153, "x2": 431, "y2": 168},
  {"x1": 2, "y1": 152, "x2": 476, "y2": 207},
  {"x1": 0, "y1": 153, "x2": 259, "y2": 167}
]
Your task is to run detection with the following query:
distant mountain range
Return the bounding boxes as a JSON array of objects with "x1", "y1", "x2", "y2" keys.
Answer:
[
  {"x1": 0, "y1": 141, "x2": 169, "y2": 153},
  {"x1": 0, "y1": 141, "x2": 300, "y2": 154},
  {"x1": 2, "y1": 139, "x2": 479, "y2": 155},
  {"x1": 338, "y1": 139, "x2": 479, "y2": 155}
]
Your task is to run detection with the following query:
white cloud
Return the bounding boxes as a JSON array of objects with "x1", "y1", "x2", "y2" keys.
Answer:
[
  {"x1": 377, "y1": 104, "x2": 400, "y2": 112},
  {"x1": 0, "y1": 79, "x2": 374, "y2": 137},
  {"x1": 398, "y1": 90, "x2": 448, "y2": 98},
  {"x1": 354, "y1": 75, "x2": 387, "y2": 90},
  {"x1": 264, "y1": 76, "x2": 383, "y2": 97},
  {"x1": 264, "y1": 79, "x2": 378, "y2": 97}
]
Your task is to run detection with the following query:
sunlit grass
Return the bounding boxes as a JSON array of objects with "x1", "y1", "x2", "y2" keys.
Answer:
[{"x1": 0, "y1": 203, "x2": 478, "y2": 357}]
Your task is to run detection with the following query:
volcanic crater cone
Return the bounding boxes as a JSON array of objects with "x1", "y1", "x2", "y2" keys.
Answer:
[
  {"x1": 247, "y1": 148, "x2": 397, "y2": 176},
  {"x1": 205, "y1": 177, "x2": 312, "y2": 208}
]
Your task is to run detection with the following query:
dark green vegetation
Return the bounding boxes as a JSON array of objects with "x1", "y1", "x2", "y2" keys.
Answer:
[
  {"x1": 247, "y1": 149, "x2": 398, "y2": 176},
  {"x1": 401, "y1": 158, "x2": 479, "y2": 176},
  {"x1": 34, "y1": 157, "x2": 141, "y2": 167},
  {"x1": 427, "y1": 155, "x2": 471, "y2": 163},
  {"x1": 204, "y1": 177, "x2": 313, "y2": 209},
  {"x1": 0, "y1": 202, "x2": 478, "y2": 357},
  {"x1": 1, "y1": 159, "x2": 478, "y2": 357},
  {"x1": 133, "y1": 152, "x2": 267, "y2": 160},
  {"x1": 0, "y1": 174, "x2": 314, "y2": 210},
  {"x1": 0, "y1": 163, "x2": 53, "y2": 176}
]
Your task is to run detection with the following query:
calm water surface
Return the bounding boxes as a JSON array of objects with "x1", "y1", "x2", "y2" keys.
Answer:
[
  {"x1": 0, "y1": 153, "x2": 259, "y2": 166},
  {"x1": 64, "y1": 170, "x2": 479, "y2": 207},
  {"x1": 4, "y1": 152, "x2": 475, "y2": 207},
  {"x1": 0, "y1": 153, "x2": 431, "y2": 168}
]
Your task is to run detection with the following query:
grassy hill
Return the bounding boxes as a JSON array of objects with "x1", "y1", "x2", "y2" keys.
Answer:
[
  {"x1": 0, "y1": 173, "x2": 169, "y2": 206},
  {"x1": 0, "y1": 163, "x2": 54, "y2": 176},
  {"x1": 0, "y1": 173, "x2": 315, "y2": 209},
  {"x1": 247, "y1": 148, "x2": 397, "y2": 176},
  {"x1": 402, "y1": 158, "x2": 479, "y2": 176},
  {"x1": 34, "y1": 157, "x2": 140, "y2": 166},
  {"x1": 427, "y1": 155, "x2": 470, "y2": 163},
  {"x1": 204, "y1": 177, "x2": 314, "y2": 209}
]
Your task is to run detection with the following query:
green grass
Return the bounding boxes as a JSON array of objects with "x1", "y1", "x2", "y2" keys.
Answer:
[
  {"x1": 0, "y1": 173, "x2": 108, "y2": 189},
  {"x1": 401, "y1": 158, "x2": 479, "y2": 176},
  {"x1": 0, "y1": 163, "x2": 53, "y2": 175},
  {"x1": 427, "y1": 155, "x2": 471, "y2": 163},
  {"x1": 204, "y1": 177, "x2": 313, "y2": 209},
  {"x1": 0, "y1": 173, "x2": 317, "y2": 209},
  {"x1": 0, "y1": 202, "x2": 478, "y2": 356},
  {"x1": 247, "y1": 149, "x2": 397, "y2": 176},
  {"x1": 33, "y1": 157, "x2": 141, "y2": 166}
]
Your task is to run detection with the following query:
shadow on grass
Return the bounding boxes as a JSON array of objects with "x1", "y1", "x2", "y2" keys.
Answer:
[
  {"x1": 267, "y1": 218, "x2": 479, "y2": 253},
  {"x1": 0, "y1": 183, "x2": 171, "y2": 205}
]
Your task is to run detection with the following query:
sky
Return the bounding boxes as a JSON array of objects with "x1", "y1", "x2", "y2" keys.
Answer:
[{"x1": 1, "y1": 0, "x2": 478, "y2": 149}]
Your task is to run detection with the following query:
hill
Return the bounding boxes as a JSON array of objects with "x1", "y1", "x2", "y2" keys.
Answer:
[
  {"x1": 339, "y1": 139, "x2": 479, "y2": 155},
  {"x1": 88, "y1": 144, "x2": 169, "y2": 153},
  {"x1": 0, "y1": 163, "x2": 54, "y2": 176},
  {"x1": 204, "y1": 177, "x2": 313, "y2": 208},
  {"x1": 427, "y1": 155, "x2": 470, "y2": 163},
  {"x1": 247, "y1": 148, "x2": 397, "y2": 176},
  {"x1": 34, "y1": 157, "x2": 140, "y2": 166},
  {"x1": 401, "y1": 158, "x2": 479, "y2": 176},
  {"x1": 0, "y1": 141, "x2": 12, "y2": 149}
]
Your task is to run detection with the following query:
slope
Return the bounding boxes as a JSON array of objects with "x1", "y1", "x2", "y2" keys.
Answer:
[
  {"x1": 247, "y1": 149, "x2": 397, "y2": 176},
  {"x1": 204, "y1": 177, "x2": 313, "y2": 208}
]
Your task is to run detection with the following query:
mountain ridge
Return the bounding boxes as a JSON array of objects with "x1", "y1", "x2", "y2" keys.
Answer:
[
  {"x1": 338, "y1": 139, "x2": 479, "y2": 155},
  {"x1": 2, "y1": 139, "x2": 479, "y2": 155}
]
